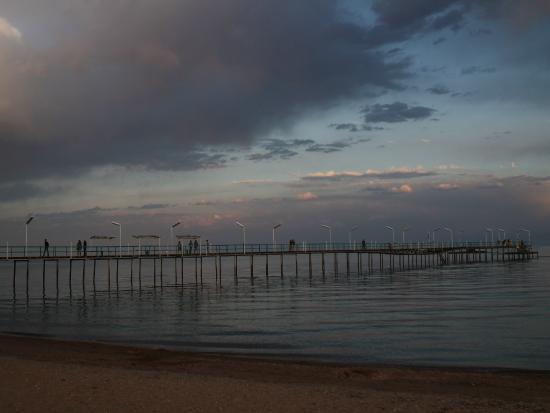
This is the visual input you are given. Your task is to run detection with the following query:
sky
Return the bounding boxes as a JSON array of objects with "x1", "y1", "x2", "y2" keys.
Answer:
[{"x1": 0, "y1": 0, "x2": 549, "y2": 246}]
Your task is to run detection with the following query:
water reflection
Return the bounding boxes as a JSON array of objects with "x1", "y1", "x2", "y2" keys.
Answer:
[{"x1": 1, "y1": 258, "x2": 550, "y2": 370}]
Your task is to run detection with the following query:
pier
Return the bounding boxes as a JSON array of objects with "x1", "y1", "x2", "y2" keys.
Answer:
[{"x1": 3, "y1": 241, "x2": 538, "y2": 299}]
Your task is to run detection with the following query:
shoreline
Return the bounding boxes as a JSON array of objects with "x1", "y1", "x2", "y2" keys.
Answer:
[
  {"x1": 1, "y1": 334, "x2": 550, "y2": 412},
  {"x1": 3, "y1": 331, "x2": 550, "y2": 375}
]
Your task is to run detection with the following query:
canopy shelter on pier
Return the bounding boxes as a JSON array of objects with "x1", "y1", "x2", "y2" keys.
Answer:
[{"x1": 132, "y1": 235, "x2": 161, "y2": 256}]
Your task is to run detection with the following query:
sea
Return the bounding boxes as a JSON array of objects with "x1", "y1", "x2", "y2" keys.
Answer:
[{"x1": 1, "y1": 247, "x2": 549, "y2": 370}]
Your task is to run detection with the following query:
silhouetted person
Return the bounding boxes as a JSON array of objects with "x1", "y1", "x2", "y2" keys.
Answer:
[
  {"x1": 43, "y1": 239, "x2": 49, "y2": 257},
  {"x1": 362, "y1": 240, "x2": 366, "y2": 249},
  {"x1": 194, "y1": 239, "x2": 199, "y2": 253},
  {"x1": 76, "y1": 240, "x2": 82, "y2": 256},
  {"x1": 188, "y1": 240, "x2": 193, "y2": 255},
  {"x1": 177, "y1": 240, "x2": 182, "y2": 253},
  {"x1": 206, "y1": 240, "x2": 210, "y2": 254},
  {"x1": 83, "y1": 240, "x2": 87, "y2": 257}
]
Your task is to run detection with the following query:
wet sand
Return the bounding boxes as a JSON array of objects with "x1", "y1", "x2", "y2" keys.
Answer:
[{"x1": 1, "y1": 334, "x2": 549, "y2": 412}]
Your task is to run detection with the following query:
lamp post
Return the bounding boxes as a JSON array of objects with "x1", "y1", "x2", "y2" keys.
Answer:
[
  {"x1": 348, "y1": 226, "x2": 358, "y2": 249},
  {"x1": 170, "y1": 221, "x2": 181, "y2": 248},
  {"x1": 25, "y1": 215, "x2": 34, "y2": 257},
  {"x1": 385, "y1": 226, "x2": 395, "y2": 244},
  {"x1": 485, "y1": 228, "x2": 494, "y2": 244},
  {"x1": 432, "y1": 227, "x2": 442, "y2": 245},
  {"x1": 235, "y1": 221, "x2": 246, "y2": 253},
  {"x1": 272, "y1": 223, "x2": 282, "y2": 251},
  {"x1": 112, "y1": 221, "x2": 121, "y2": 257},
  {"x1": 443, "y1": 227, "x2": 454, "y2": 247},
  {"x1": 401, "y1": 226, "x2": 411, "y2": 243},
  {"x1": 519, "y1": 228, "x2": 531, "y2": 245},
  {"x1": 321, "y1": 225, "x2": 332, "y2": 249}
]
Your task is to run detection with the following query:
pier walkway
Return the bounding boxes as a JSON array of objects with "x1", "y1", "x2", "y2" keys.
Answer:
[{"x1": 2, "y1": 242, "x2": 538, "y2": 298}]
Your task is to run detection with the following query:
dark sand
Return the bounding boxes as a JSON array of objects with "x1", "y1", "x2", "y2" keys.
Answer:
[{"x1": 1, "y1": 335, "x2": 549, "y2": 412}]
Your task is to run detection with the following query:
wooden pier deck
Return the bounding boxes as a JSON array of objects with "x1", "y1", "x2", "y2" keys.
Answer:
[{"x1": 3, "y1": 243, "x2": 538, "y2": 298}]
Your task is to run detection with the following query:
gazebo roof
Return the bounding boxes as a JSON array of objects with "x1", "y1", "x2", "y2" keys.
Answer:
[{"x1": 176, "y1": 235, "x2": 201, "y2": 240}]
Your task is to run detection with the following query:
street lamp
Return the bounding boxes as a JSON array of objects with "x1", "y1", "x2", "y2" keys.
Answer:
[
  {"x1": 348, "y1": 226, "x2": 358, "y2": 248},
  {"x1": 519, "y1": 228, "x2": 531, "y2": 244},
  {"x1": 25, "y1": 215, "x2": 34, "y2": 257},
  {"x1": 432, "y1": 227, "x2": 441, "y2": 243},
  {"x1": 235, "y1": 221, "x2": 246, "y2": 253},
  {"x1": 496, "y1": 228, "x2": 506, "y2": 242},
  {"x1": 170, "y1": 222, "x2": 181, "y2": 247},
  {"x1": 272, "y1": 223, "x2": 282, "y2": 250},
  {"x1": 485, "y1": 228, "x2": 494, "y2": 244},
  {"x1": 112, "y1": 221, "x2": 121, "y2": 256},
  {"x1": 321, "y1": 225, "x2": 332, "y2": 249},
  {"x1": 401, "y1": 226, "x2": 411, "y2": 243},
  {"x1": 385, "y1": 226, "x2": 395, "y2": 243},
  {"x1": 443, "y1": 227, "x2": 454, "y2": 247}
]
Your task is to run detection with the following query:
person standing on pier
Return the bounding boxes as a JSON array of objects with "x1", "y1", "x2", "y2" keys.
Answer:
[
  {"x1": 83, "y1": 240, "x2": 87, "y2": 257},
  {"x1": 188, "y1": 240, "x2": 193, "y2": 255},
  {"x1": 76, "y1": 240, "x2": 82, "y2": 256},
  {"x1": 194, "y1": 239, "x2": 199, "y2": 254},
  {"x1": 43, "y1": 239, "x2": 49, "y2": 257}
]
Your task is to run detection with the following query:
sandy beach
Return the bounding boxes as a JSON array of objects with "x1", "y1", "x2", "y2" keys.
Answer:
[{"x1": 0, "y1": 334, "x2": 549, "y2": 412}]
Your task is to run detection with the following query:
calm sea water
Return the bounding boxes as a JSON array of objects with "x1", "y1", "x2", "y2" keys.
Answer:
[{"x1": 1, "y1": 249, "x2": 549, "y2": 370}]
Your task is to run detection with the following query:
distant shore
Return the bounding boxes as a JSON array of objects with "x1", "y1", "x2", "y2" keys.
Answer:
[{"x1": 1, "y1": 334, "x2": 549, "y2": 412}]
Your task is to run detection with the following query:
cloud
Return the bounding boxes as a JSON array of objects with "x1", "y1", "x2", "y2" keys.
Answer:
[
  {"x1": 362, "y1": 102, "x2": 436, "y2": 123},
  {"x1": 0, "y1": 182, "x2": 50, "y2": 202},
  {"x1": 433, "y1": 37, "x2": 446, "y2": 45},
  {"x1": 247, "y1": 137, "x2": 371, "y2": 161},
  {"x1": 247, "y1": 139, "x2": 314, "y2": 161},
  {"x1": 391, "y1": 184, "x2": 413, "y2": 193},
  {"x1": 0, "y1": 0, "x2": 412, "y2": 184},
  {"x1": 461, "y1": 66, "x2": 498, "y2": 75},
  {"x1": 427, "y1": 85, "x2": 451, "y2": 95},
  {"x1": 305, "y1": 138, "x2": 371, "y2": 154},
  {"x1": 0, "y1": 16, "x2": 21, "y2": 41},
  {"x1": 434, "y1": 183, "x2": 460, "y2": 191},
  {"x1": 303, "y1": 167, "x2": 436, "y2": 181},
  {"x1": 297, "y1": 192, "x2": 319, "y2": 201},
  {"x1": 329, "y1": 123, "x2": 384, "y2": 133}
]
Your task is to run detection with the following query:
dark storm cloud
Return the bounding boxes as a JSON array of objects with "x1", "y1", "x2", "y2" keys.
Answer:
[
  {"x1": 362, "y1": 102, "x2": 436, "y2": 123},
  {"x1": 0, "y1": 182, "x2": 50, "y2": 202},
  {"x1": 368, "y1": 0, "x2": 550, "y2": 47},
  {"x1": 0, "y1": 0, "x2": 413, "y2": 184},
  {"x1": 433, "y1": 37, "x2": 447, "y2": 45}
]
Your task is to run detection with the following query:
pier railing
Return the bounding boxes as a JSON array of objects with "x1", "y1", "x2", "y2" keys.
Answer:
[{"x1": 1, "y1": 241, "x2": 533, "y2": 259}]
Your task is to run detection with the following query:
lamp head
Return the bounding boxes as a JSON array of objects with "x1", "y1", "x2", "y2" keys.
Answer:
[{"x1": 25, "y1": 216, "x2": 34, "y2": 225}]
